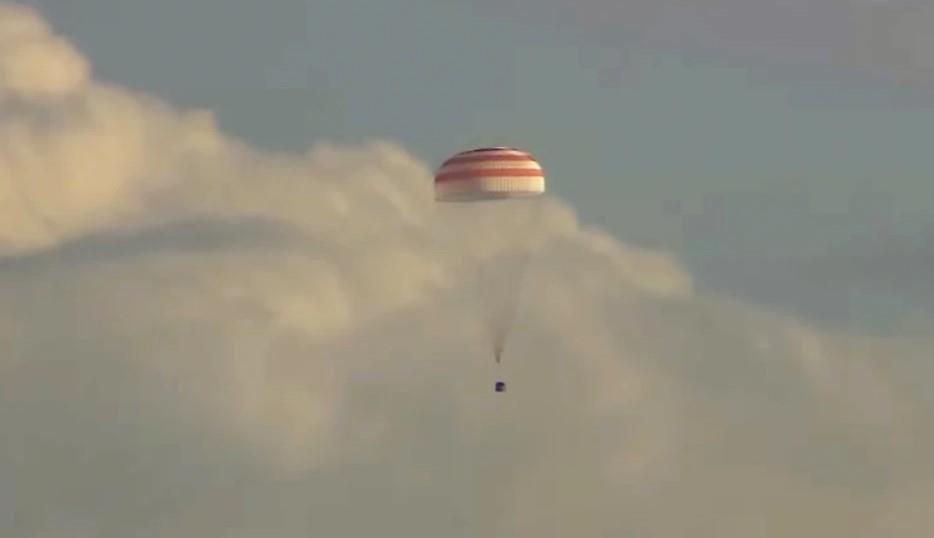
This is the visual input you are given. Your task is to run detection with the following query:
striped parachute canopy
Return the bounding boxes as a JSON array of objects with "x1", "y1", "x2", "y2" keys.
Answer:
[
  {"x1": 434, "y1": 146, "x2": 546, "y2": 202},
  {"x1": 433, "y1": 146, "x2": 547, "y2": 367}
]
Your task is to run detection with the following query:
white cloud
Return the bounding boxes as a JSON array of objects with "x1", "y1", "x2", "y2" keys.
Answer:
[
  {"x1": 0, "y1": 3, "x2": 89, "y2": 99},
  {"x1": 1, "y1": 3, "x2": 932, "y2": 536}
]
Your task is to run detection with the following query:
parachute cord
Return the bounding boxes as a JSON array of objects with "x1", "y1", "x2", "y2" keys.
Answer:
[{"x1": 482, "y1": 238, "x2": 535, "y2": 360}]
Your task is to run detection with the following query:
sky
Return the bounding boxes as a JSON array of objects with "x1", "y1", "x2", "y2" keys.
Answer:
[{"x1": 2, "y1": 1, "x2": 934, "y2": 536}]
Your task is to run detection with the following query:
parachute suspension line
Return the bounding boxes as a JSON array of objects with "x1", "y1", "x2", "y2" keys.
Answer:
[{"x1": 475, "y1": 196, "x2": 545, "y2": 366}]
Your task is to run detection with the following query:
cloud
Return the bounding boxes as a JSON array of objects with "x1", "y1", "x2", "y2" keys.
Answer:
[
  {"x1": 1, "y1": 3, "x2": 933, "y2": 536},
  {"x1": 0, "y1": 2, "x2": 88, "y2": 99}
]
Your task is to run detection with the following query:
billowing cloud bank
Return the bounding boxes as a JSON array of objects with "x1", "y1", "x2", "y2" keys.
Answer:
[{"x1": 1, "y1": 3, "x2": 933, "y2": 537}]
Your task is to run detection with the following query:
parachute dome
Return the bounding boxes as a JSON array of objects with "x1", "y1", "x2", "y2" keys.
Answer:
[{"x1": 434, "y1": 147, "x2": 546, "y2": 202}]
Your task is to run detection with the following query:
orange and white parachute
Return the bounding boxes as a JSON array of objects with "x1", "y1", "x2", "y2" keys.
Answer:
[
  {"x1": 434, "y1": 147, "x2": 547, "y2": 365},
  {"x1": 434, "y1": 146, "x2": 546, "y2": 201}
]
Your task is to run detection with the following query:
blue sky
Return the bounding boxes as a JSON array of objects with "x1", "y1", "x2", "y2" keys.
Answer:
[{"x1": 33, "y1": 0, "x2": 934, "y2": 331}]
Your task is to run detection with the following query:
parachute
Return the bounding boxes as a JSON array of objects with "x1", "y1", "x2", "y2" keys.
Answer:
[{"x1": 434, "y1": 146, "x2": 546, "y2": 374}]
